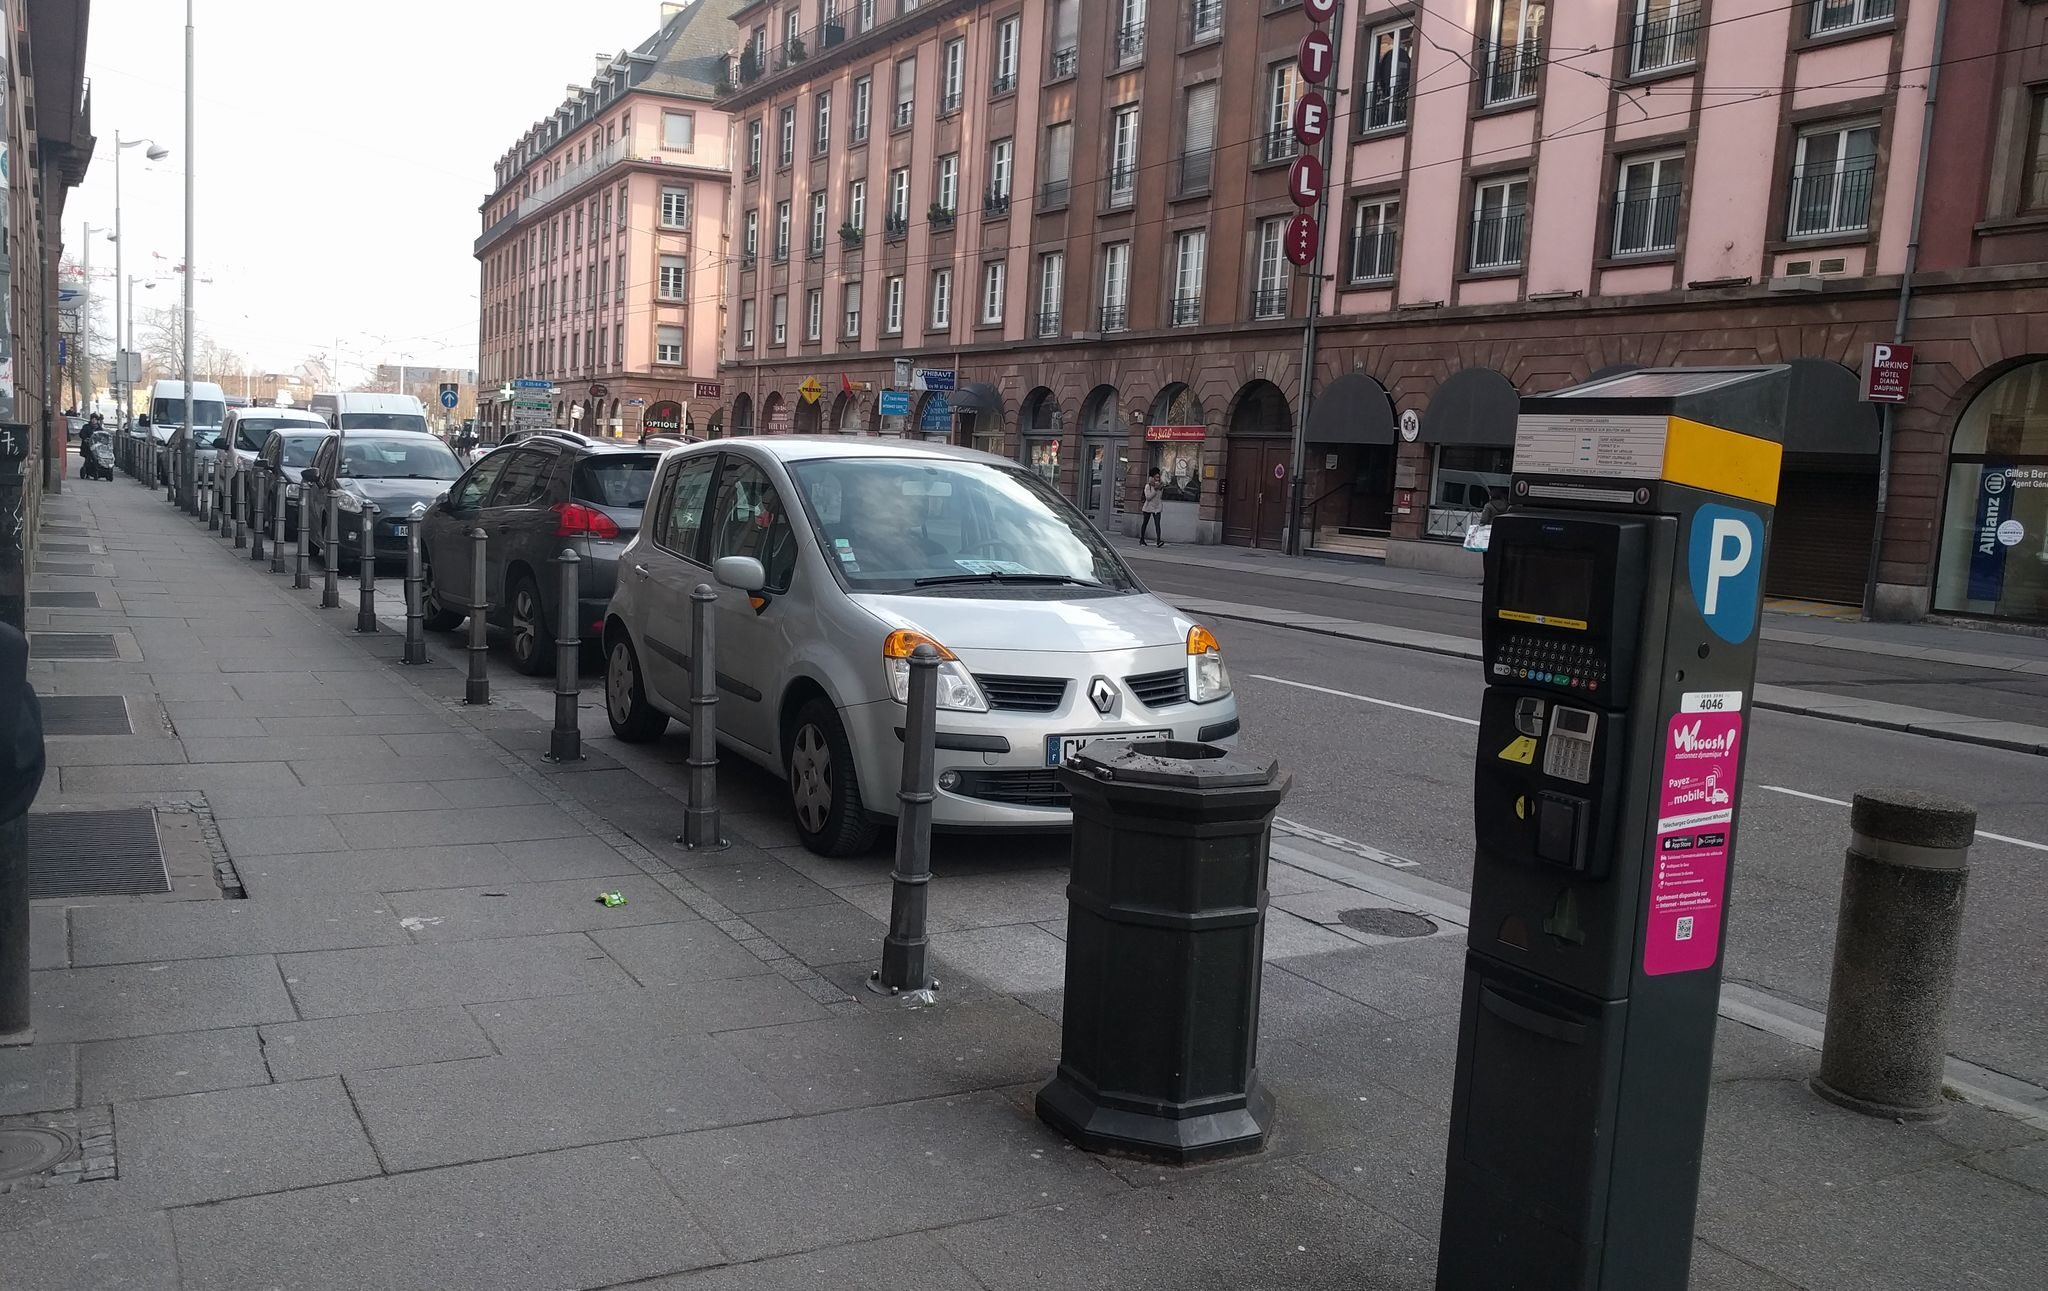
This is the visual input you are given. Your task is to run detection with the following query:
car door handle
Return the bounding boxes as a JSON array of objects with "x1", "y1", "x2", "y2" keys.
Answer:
[{"x1": 631, "y1": 563, "x2": 650, "y2": 579}]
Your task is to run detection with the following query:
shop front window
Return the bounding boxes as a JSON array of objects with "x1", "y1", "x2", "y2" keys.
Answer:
[
  {"x1": 1025, "y1": 436, "x2": 1061, "y2": 487},
  {"x1": 1150, "y1": 441, "x2": 1203, "y2": 504},
  {"x1": 1428, "y1": 445, "x2": 1512, "y2": 539},
  {"x1": 1934, "y1": 360, "x2": 2048, "y2": 620}
]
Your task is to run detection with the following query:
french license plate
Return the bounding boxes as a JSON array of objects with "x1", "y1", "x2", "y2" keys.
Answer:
[{"x1": 1046, "y1": 730, "x2": 1173, "y2": 767}]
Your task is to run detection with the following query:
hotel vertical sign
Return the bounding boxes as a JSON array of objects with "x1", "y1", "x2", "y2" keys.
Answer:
[{"x1": 1286, "y1": 0, "x2": 1338, "y2": 268}]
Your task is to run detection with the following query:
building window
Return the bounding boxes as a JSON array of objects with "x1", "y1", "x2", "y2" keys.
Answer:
[
  {"x1": 806, "y1": 288, "x2": 824, "y2": 341},
  {"x1": 1042, "y1": 122, "x2": 1073, "y2": 208},
  {"x1": 782, "y1": 5, "x2": 800, "y2": 54},
  {"x1": 988, "y1": 139, "x2": 1014, "y2": 212},
  {"x1": 1050, "y1": 0, "x2": 1079, "y2": 78},
  {"x1": 843, "y1": 281, "x2": 863, "y2": 337},
  {"x1": 981, "y1": 260, "x2": 1006, "y2": 324},
  {"x1": 1613, "y1": 152, "x2": 1683, "y2": 255},
  {"x1": 894, "y1": 57, "x2": 916, "y2": 130},
  {"x1": 1038, "y1": 250, "x2": 1065, "y2": 337},
  {"x1": 942, "y1": 37, "x2": 965, "y2": 113},
  {"x1": 994, "y1": 15, "x2": 1020, "y2": 92},
  {"x1": 1482, "y1": 0, "x2": 1546, "y2": 107},
  {"x1": 1348, "y1": 197, "x2": 1399, "y2": 282},
  {"x1": 1361, "y1": 20, "x2": 1413, "y2": 131},
  {"x1": 930, "y1": 268, "x2": 953, "y2": 329},
  {"x1": 1469, "y1": 174, "x2": 1530, "y2": 270},
  {"x1": 778, "y1": 106, "x2": 796, "y2": 166},
  {"x1": 855, "y1": 0, "x2": 876, "y2": 33},
  {"x1": 663, "y1": 111, "x2": 695, "y2": 151},
  {"x1": 1264, "y1": 63, "x2": 1300, "y2": 163},
  {"x1": 775, "y1": 200, "x2": 792, "y2": 259},
  {"x1": 1191, "y1": 0, "x2": 1222, "y2": 41},
  {"x1": 1631, "y1": 0, "x2": 1700, "y2": 76},
  {"x1": 852, "y1": 75, "x2": 872, "y2": 142},
  {"x1": 933, "y1": 155, "x2": 960, "y2": 223},
  {"x1": 808, "y1": 192, "x2": 828, "y2": 256},
  {"x1": 740, "y1": 299, "x2": 757, "y2": 348},
  {"x1": 2026, "y1": 90, "x2": 2048, "y2": 212},
  {"x1": 1811, "y1": 0, "x2": 1894, "y2": 37},
  {"x1": 1253, "y1": 218, "x2": 1288, "y2": 318},
  {"x1": 1108, "y1": 106, "x2": 1139, "y2": 209},
  {"x1": 660, "y1": 186, "x2": 691, "y2": 229},
  {"x1": 1788, "y1": 122, "x2": 1878, "y2": 237},
  {"x1": 884, "y1": 275, "x2": 905, "y2": 334},
  {"x1": 1177, "y1": 83, "x2": 1217, "y2": 196},
  {"x1": 652, "y1": 325, "x2": 681, "y2": 366},
  {"x1": 813, "y1": 91, "x2": 831, "y2": 155},
  {"x1": 1099, "y1": 241, "x2": 1130, "y2": 332},
  {"x1": 1171, "y1": 229, "x2": 1205, "y2": 326},
  {"x1": 1933, "y1": 359, "x2": 2048, "y2": 620},
  {"x1": 888, "y1": 167, "x2": 910, "y2": 236},
  {"x1": 659, "y1": 255, "x2": 687, "y2": 301},
  {"x1": 1116, "y1": 0, "x2": 1146, "y2": 67},
  {"x1": 848, "y1": 178, "x2": 867, "y2": 231},
  {"x1": 772, "y1": 293, "x2": 788, "y2": 345},
  {"x1": 743, "y1": 211, "x2": 759, "y2": 259}
]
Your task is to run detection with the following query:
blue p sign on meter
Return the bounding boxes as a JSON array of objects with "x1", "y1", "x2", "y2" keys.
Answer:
[{"x1": 1689, "y1": 503, "x2": 1765, "y2": 644}]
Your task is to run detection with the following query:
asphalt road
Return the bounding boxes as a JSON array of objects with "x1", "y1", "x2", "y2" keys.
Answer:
[{"x1": 1131, "y1": 556, "x2": 2048, "y2": 729}]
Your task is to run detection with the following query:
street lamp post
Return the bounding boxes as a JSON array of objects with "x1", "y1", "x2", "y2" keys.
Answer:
[
  {"x1": 182, "y1": 0, "x2": 199, "y2": 514},
  {"x1": 110, "y1": 133, "x2": 169, "y2": 429}
]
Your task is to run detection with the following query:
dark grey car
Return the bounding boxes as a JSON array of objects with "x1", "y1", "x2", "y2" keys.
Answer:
[
  {"x1": 303, "y1": 431, "x2": 467, "y2": 566},
  {"x1": 255, "y1": 428, "x2": 337, "y2": 539},
  {"x1": 419, "y1": 431, "x2": 658, "y2": 676}
]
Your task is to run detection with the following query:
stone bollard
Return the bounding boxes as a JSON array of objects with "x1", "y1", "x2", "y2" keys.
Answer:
[
  {"x1": 1812, "y1": 789, "x2": 1977, "y2": 1122},
  {"x1": 545, "y1": 549, "x2": 583, "y2": 763},
  {"x1": 464, "y1": 527, "x2": 490, "y2": 706}
]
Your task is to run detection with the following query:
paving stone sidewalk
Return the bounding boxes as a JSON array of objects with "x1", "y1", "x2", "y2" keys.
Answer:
[{"x1": 0, "y1": 479, "x2": 2041, "y2": 1290}]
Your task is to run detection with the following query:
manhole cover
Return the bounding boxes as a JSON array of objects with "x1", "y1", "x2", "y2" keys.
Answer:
[
  {"x1": 41, "y1": 695, "x2": 133, "y2": 736},
  {"x1": 1338, "y1": 908, "x2": 1438, "y2": 939},
  {"x1": 0, "y1": 1128, "x2": 76, "y2": 1183},
  {"x1": 28, "y1": 633, "x2": 121, "y2": 661},
  {"x1": 29, "y1": 592, "x2": 101, "y2": 609},
  {"x1": 34, "y1": 562, "x2": 100, "y2": 577},
  {"x1": 25, "y1": 810, "x2": 169, "y2": 898}
]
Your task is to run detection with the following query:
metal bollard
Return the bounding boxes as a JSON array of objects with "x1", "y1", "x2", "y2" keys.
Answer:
[
  {"x1": 679, "y1": 584, "x2": 726, "y2": 851},
  {"x1": 203, "y1": 460, "x2": 216, "y2": 528},
  {"x1": 402, "y1": 514, "x2": 428, "y2": 664},
  {"x1": 271, "y1": 476, "x2": 288, "y2": 574},
  {"x1": 249, "y1": 472, "x2": 266, "y2": 561},
  {"x1": 464, "y1": 527, "x2": 490, "y2": 705},
  {"x1": 145, "y1": 438, "x2": 158, "y2": 491},
  {"x1": 356, "y1": 502, "x2": 380, "y2": 633},
  {"x1": 1812, "y1": 789, "x2": 1977, "y2": 1122},
  {"x1": 545, "y1": 549, "x2": 584, "y2": 762},
  {"x1": 871, "y1": 643, "x2": 940, "y2": 997},
  {"x1": 228, "y1": 471, "x2": 245, "y2": 547},
  {"x1": 184, "y1": 445, "x2": 199, "y2": 515},
  {"x1": 320, "y1": 487, "x2": 341, "y2": 609},
  {"x1": 293, "y1": 486, "x2": 312, "y2": 589}
]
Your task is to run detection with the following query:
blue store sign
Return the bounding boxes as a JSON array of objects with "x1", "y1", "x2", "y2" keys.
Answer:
[
  {"x1": 1967, "y1": 467, "x2": 2013, "y2": 602},
  {"x1": 878, "y1": 390, "x2": 910, "y2": 417},
  {"x1": 920, "y1": 395, "x2": 953, "y2": 433}
]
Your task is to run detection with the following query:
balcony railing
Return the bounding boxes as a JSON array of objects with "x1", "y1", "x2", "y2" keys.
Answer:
[
  {"x1": 984, "y1": 189, "x2": 1011, "y2": 219},
  {"x1": 1260, "y1": 128, "x2": 1299, "y2": 165},
  {"x1": 1348, "y1": 228, "x2": 1397, "y2": 282},
  {"x1": 1481, "y1": 42, "x2": 1542, "y2": 106},
  {"x1": 519, "y1": 140, "x2": 635, "y2": 219},
  {"x1": 1175, "y1": 149, "x2": 1213, "y2": 197},
  {"x1": 1362, "y1": 73, "x2": 1411, "y2": 131},
  {"x1": 893, "y1": 100, "x2": 913, "y2": 129},
  {"x1": 1105, "y1": 165, "x2": 1136, "y2": 210},
  {"x1": 929, "y1": 205, "x2": 957, "y2": 230},
  {"x1": 1787, "y1": 162, "x2": 1875, "y2": 238},
  {"x1": 1468, "y1": 207, "x2": 1527, "y2": 271},
  {"x1": 808, "y1": 238, "x2": 826, "y2": 260},
  {"x1": 1630, "y1": 3, "x2": 1701, "y2": 76},
  {"x1": 1612, "y1": 185, "x2": 1681, "y2": 255},
  {"x1": 1251, "y1": 286, "x2": 1289, "y2": 320},
  {"x1": 1098, "y1": 303, "x2": 1129, "y2": 332},
  {"x1": 1115, "y1": 25, "x2": 1146, "y2": 67},
  {"x1": 773, "y1": 241, "x2": 791, "y2": 264},
  {"x1": 1190, "y1": 0, "x2": 1223, "y2": 40},
  {"x1": 884, "y1": 213, "x2": 910, "y2": 241},
  {"x1": 1036, "y1": 308, "x2": 1063, "y2": 338},
  {"x1": 940, "y1": 90, "x2": 962, "y2": 115},
  {"x1": 741, "y1": 250, "x2": 758, "y2": 271},
  {"x1": 1040, "y1": 177, "x2": 1071, "y2": 211},
  {"x1": 1170, "y1": 293, "x2": 1202, "y2": 326},
  {"x1": 992, "y1": 71, "x2": 1017, "y2": 94},
  {"x1": 1050, "y1": 45, "x2": 1078, "y2": 78}
]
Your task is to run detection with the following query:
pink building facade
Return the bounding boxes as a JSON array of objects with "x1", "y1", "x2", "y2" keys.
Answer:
[{"x1": 474, "y1": 1, "x2": 738, "y2": 440}]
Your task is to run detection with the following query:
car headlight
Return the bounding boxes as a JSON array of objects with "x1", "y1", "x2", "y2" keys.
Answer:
[
  {"x1": 285, "y1": 483, "x2": 301, "y2": 500},
  {"x1": 1188, "y1": 625, "x2": 1232, "y2": 703},
  {"x1": 334, "y1": 489, "x2": 364, "y2": 514},
  {"x1": 883, "y1": 630, "x2": 988, "y2": 713}
]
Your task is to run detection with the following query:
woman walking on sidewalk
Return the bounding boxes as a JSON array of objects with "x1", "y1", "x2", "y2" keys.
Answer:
[{"x1": 1140, "y1": 469, "x2": 1165, "y2": 547}]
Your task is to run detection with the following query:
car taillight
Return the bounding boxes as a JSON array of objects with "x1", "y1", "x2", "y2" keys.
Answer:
[{"x1": 552, "y1": 502, "x2": 620, "y2": 539}]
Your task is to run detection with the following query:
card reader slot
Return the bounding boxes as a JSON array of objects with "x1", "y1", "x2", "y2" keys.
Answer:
[{"x1": 1480, "y1": 984, "x2": 1588, "y2": 1045}]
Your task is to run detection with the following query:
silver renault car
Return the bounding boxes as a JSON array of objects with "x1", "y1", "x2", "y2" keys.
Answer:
[{"x1": 604, "y1": 437, "x2": 1239, "y2": 856}]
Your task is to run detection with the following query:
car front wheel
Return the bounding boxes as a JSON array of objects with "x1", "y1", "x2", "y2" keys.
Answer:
[
  {"x1": 787, "y1": 698, "x2": 878, "y2": 858},
  {"x1": 507, "y1": 572, "x2": 554, "y2": 676},
  {"x1": 419, "y1": 556, "x2": 465, "y2": 632},
  {"x1": 605, "y1": 635, "x2": 668, "y2": 742}
]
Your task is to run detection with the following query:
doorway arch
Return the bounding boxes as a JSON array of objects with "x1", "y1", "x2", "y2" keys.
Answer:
[
  {"x1": 1934, "y1": 358, "x2": 2048, "y2": 621},
  {"x1": 793, "y1": 396, "x2": 822, "y2": 433},
  {"x1": 1019, "y1": 386, "x2": 1061, "y2": 487},
  {"x1": 731, "y1": 392, "x2": 754, "y2": 436},
  {"x1": 1223, "y1": 380, "x2": 1292, "y2": 548},
  {"x1": 762, "y1": 391, "x2": 787, "y2": 433},
  {"x1": 1077, "y1": 384, "x2": 1124, "y2": 530}
]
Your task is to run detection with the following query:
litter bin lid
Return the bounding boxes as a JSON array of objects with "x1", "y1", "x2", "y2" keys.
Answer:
[{"x1": 1067, "y1": 739, "x2": 1278, "y2": 790}]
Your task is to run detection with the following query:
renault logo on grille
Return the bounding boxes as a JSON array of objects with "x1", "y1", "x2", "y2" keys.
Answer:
[{"x1": 1088, "y1": 677, "x2": 1118, "y2": 715}]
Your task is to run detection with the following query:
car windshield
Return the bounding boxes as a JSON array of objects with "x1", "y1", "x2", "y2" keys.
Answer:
[
  {"x1": 337, "y1": 436, "x2": 462, "y2": 480},
  {"x1": 572, "y1": 456, "x2": 658, "y2": 509},
  {"x1": 190, "y1": 428, "x2": 228, "y2": 450},
  {"x1": 338, "y1": 412, "x2": 429, "y2": 433},
  {"x1": 151, "y1": 398, "x2": 226, "y2": 429},
  {"x1": 788, "y1": 457, "x2": 1137, "y2": 593},
  {"x1": 278, "y1": 434, "x2": 328, "y2": 467},
  {"x1": 235, "y1": 419, "x2": 317, "y2": 453}
]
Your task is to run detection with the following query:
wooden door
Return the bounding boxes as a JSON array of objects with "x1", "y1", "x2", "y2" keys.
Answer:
[{"x1": 1225, "y1": 440, "x2": 1290, "y2": 548}]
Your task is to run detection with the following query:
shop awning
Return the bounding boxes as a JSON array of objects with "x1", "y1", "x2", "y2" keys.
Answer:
[
  {"x1": 952, "y1": 382, "x2": 1005, "y2": 422},
  {"x1": 1421, "y1": 368, "x2": 1519, "y2": 446},
  {"x1": 1784, "y1": 359, "x2": 1879, "y2": 456},
  {"x1": 1305, "y1": 373, "x2": 1397, "y2": 445}
]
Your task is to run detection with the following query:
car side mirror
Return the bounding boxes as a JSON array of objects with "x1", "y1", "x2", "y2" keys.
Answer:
[
  {"x1": 433, "y1": 491, "x2": 451, "y2": 511},
  {"x1": 714, "y1": 556, "x2": 767, "y2": 593}
]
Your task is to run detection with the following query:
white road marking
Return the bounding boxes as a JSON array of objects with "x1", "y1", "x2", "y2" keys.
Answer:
[
  {"x1": 1248, "y1": 674, "x2": 1480, "y2": 727},
  {"x1": 1761, "y1": 785, "x2": 2048, "y2": 855}
]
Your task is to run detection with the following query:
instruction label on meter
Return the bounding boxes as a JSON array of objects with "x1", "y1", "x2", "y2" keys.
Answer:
[
  {"x1": 1513, "y1": 413, "x2": 1668, "y2": 480},
  {"x1": 1645, "y1": 706, "x2": 1743, "y2": 976}
]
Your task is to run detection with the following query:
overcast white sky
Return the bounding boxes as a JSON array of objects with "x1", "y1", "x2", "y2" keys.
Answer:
[{"x1": 71, "y1": 0, "x2": 681, "y2": 384}]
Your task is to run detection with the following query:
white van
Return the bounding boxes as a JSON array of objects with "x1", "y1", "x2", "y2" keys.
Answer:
[
  {"x1": 311, "y1": 391, "x2": 430, "y2": 435},
  {"x1": 146, "y1": 379, "x2": 228, "y2": 445}
]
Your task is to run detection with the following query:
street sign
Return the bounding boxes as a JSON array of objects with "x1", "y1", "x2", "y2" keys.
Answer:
[
  {"x1": 912, "y1": 367, "x2": 956, "y2": 392},
  {"x1": 440, "y1": 390, "x2": 459, "y2": 410},
  {"x1": 1285, "y1": 212, "x2": 1318, "y2": 267},
  {"x1": 514, "y1": 379, "x2": 550, "y2": 390},
  {"x1": 645, "y1": 399, "x2": 684, "y2": 433},
  {"x1": 1297, "y1": 29, "x2": 1334, "y2": 84},
  {"x1": 1861, "y1": 342, "x2": 1914, "y2": 403},
  {"x1": 879, "y1": 390, "x2": 911, "y2": 417},
  {"x1": 694, "y1": 381, "x2": 722, "y2": 399},
  {"x1": 1288, "y1": 153, "x2": 1323, "y2": 208},
  {"x1": 628, "y1": 398, "x2": 646, "y2": 407},
  {"x1": 798, "y1": 376, "x2": 823, "y2": 404},
  {"x1": 1292, "y1": 91, "x2": 1328, "y2": 148},
  {"x1": 921, "y1": 395, "x2": 953, "y2": 433}
]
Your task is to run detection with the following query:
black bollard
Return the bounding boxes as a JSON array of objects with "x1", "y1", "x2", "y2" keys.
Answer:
[
  {"x1": 271, "y1": 475, "x2": 288, "y2": 574},
  {"x1": 320, "y1": 486, "x2": 341, "y2": 609},
  {"x1": 870, "y1": 643, "x2": 940, "y2": 997},
  {"x1": 464, "y1": 527, "x2": 490, "y2": 705},
  {"x1": 1812, "y1": 790, "x2": 1977, "y2": 1122},
  {"x1": 249, "y1": 471, "x2": 266, "y2": 562},
  {"x1": 402, "y1": 514, "x2": 428, "y2": 665},
  {"x1": 356, "y1": 502, "x2": 380, "y2": 633},
  {"x1": 233, "y1": 471, "x2": 249, "y2": 548},
  {"x1": 545, "y1": 549, "x2": 583, "y2": 763},
  {"x1": 293, "y1": 483, "x2": 312, "y2": 589},
  {"x1": 679, "y1": 584, "x2": 725, "y2": 851},
  {"x1": 0, "y1": 623, "x2": 46, "y2": 1043}
]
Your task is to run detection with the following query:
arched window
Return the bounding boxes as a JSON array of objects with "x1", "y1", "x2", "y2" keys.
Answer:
[{"x1": 1934, "y1": 361, "x2": 2048, "y2": 620}]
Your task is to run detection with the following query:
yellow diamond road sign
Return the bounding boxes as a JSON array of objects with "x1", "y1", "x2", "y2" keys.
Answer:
[{"x1": 799, "y1": 377, "x2": 823, "y2": 404}]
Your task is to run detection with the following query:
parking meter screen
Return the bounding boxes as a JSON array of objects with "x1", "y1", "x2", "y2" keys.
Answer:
[{"x1": 1497, "y1": 547, "x2": 1595, "y2": 625}]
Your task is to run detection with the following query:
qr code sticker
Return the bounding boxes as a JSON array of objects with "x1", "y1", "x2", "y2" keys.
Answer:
[{"x1": 1675, "y1": 916, "x2": 1695, "y2": 942}]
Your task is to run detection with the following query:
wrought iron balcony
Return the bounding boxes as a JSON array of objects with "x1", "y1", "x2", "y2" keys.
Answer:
[
  {"x1": 1251, "y1": 286, "x2": 1289, "y2": 320},
  {"x1": 1348, "y1": 228, "x2": 1397, "y2": 282},
  {"x1": 1097, "y1": 303, "x2": 1129, "y2": 333},
  {"x1": 1630, "y1": 2, "x2": 1701, "y2": 76},
  {"x1": 1170, "y1": 294, "x2": 1202, "y2": 326},
  {"x1": 1050, "y1": 46, "x2": 1078, "y2": 78},
  {"x1": 1787, "y1": 162, "x2": 1874, "y2": 238},
  {"x1": 1611, "y1": 186, "x2": 1681, "y2": 256}
]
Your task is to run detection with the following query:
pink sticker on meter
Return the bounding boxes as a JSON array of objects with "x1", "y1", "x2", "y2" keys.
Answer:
[{"x1": 1643, "y1": 710, "x2": 1743, "y2": 976}]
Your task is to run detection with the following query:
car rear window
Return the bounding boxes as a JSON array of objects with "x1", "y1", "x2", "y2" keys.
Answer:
[{"x1": 573, "y1": 455, "x2": 658, "y2": 509}]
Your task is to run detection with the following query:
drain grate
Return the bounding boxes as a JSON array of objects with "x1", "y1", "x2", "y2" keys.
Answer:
[
  {"x1": 0, "y1": 1129, "x2": 77, "y2": 1183},
  {"x1": 25, "y1": 810, "x2": 169, "y2": 898},
  {"x1": 1338, "y1": 908, "x2": 1439, "y2": 939},
  {"x1": 29, "y1": 591, "x2": 101, "y2": 609},
  {"x1": 41, "y1": 542, "x2": 91, "y2": 554},
  {"x1": 42, "y1": 525, "x2": 90, "y2": 537},
  {"x1": 40, "y1": 696, "x2": 133, "y2": 736},
  {"x1": 35, "y1": 562, "x2": 100, "y2": 577},
  {"x1": 28, "y1": 633, "x2": 121, "y2": 661}
]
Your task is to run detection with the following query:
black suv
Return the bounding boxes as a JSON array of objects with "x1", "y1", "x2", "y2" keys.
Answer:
[{"x1": 419, "y1": 431, "x2": 661, "y2": 675}]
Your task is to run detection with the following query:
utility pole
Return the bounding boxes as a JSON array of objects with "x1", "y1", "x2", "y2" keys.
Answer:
[
  {"x1": 79, "y1": 229, "x2": 96, "y2": 414},
  {"x1": 181, "y1": 0, "x2": 198, "y2": 509}
]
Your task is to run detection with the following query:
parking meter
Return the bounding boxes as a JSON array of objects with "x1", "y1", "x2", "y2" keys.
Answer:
[{"x1": 1437, "y1": 367, "x2": 1787, "y2": 1290}]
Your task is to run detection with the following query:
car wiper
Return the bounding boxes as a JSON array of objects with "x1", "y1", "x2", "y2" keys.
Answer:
[{"x1": 911, "y1": 572, "x2": 1103, "y2": 588}]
